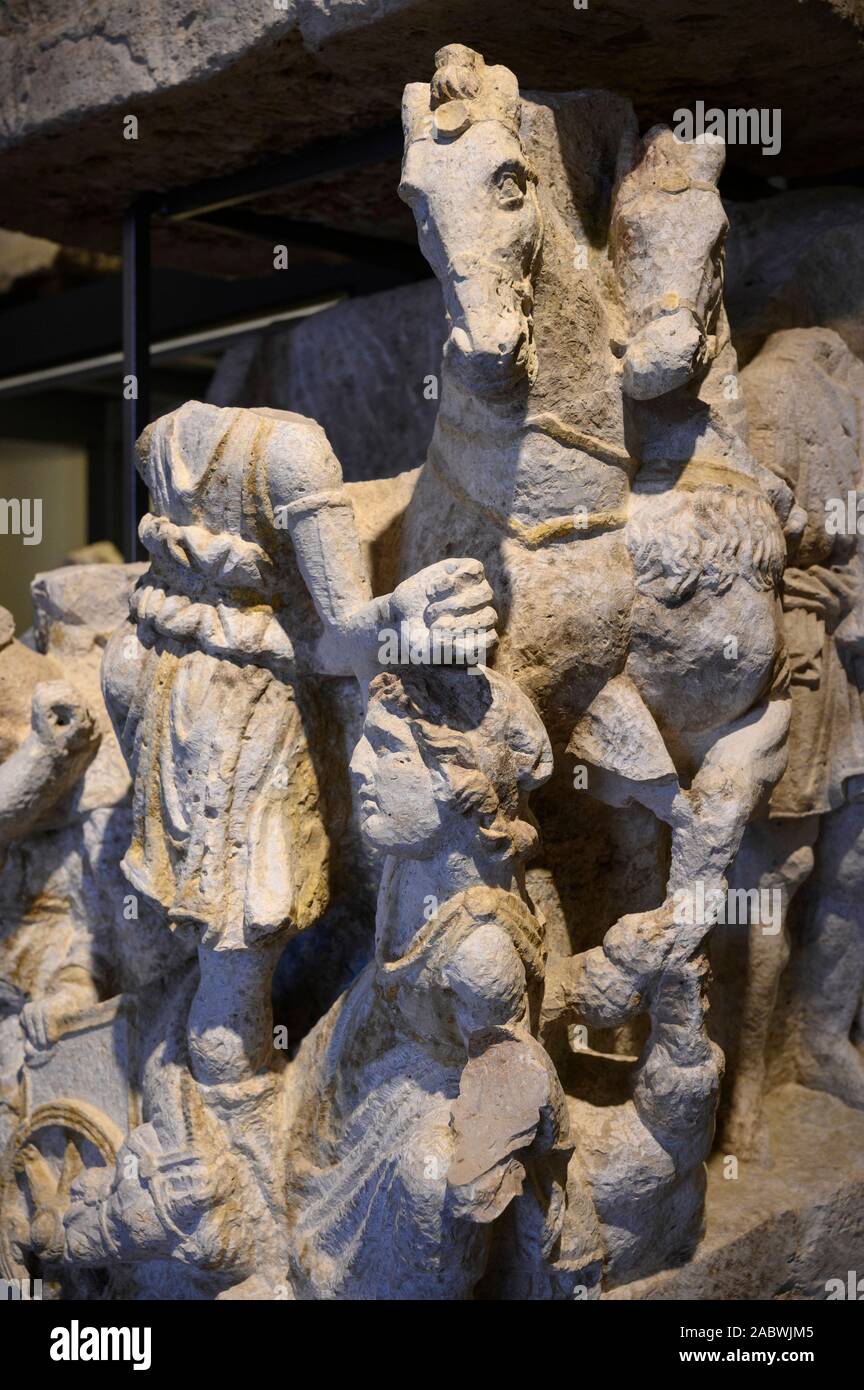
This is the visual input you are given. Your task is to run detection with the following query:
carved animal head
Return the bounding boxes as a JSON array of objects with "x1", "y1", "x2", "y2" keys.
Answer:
[
  {"x1": 612, "y1": 126, "x2": 727, "y2": 400},
  {"x1": 400, "y1": 46, "x2": 542, "y2": 399},
  {"x1": 350, "y1": 666, "x2": 552, "y2": 860}
]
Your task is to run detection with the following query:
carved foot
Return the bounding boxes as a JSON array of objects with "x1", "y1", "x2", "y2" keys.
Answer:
[
  {"x1": 720, "y1": 1082, "x2": 774, "y2": 1167},
  {"x1": 794, "y1": 1037, "x2": 864, "y2": 1111}
]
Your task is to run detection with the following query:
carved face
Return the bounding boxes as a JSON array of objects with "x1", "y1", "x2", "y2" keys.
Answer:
[
  {"x1": 400, "y1": 122, "x2": 542, "y2": 399},
  {"x1": 350, "y1": 701, "x2": 444, "y2": 855},
  {"x1": 613, "y1": 129, "x2": 727, "y2": 401}
]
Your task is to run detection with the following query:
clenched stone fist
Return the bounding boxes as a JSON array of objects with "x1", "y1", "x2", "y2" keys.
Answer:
[{"x1": 387, "y1": 558, "x2": 498, "y2": 666}]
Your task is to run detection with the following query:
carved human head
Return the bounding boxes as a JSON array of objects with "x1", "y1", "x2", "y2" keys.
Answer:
[{"x1": 350, "y1": 665, "x2": 552, "y2": 859}]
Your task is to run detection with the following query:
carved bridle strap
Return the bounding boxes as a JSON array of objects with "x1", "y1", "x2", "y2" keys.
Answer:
[
  {"x1": 653, "y1": 170, "x2": 722, "y2": 198},
  {"x1": 426, "y1": 438, "x2": 770, "y2": 550},
  {"x1": 643, "y1": 290, "x2": 705, "y2": 322},
  {"x1": 633, "y1": 458, "x2": 765, "y2": 495},
  {"x1": 425, "y1": 444, "x2": 627, "y2": 546},
  {"x1": 437, "y1": 408, "x2": 633, "y2": 471}
]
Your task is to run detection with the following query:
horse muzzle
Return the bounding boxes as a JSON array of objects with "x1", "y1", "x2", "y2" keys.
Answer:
[{"x1": 444, "y1": 307, "x2": 534, "y2": 397}]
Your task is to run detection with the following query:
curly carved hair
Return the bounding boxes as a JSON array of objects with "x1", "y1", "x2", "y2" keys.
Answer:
[
  {"x1": 626, "y1": 486, "x2": 785, "y2": 605},
  {"x1": 368, "y1": 665, "x2": 551, "y2": 863}
]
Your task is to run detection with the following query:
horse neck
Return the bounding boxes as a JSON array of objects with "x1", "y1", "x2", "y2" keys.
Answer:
[{"x1": 431, "y1": 214, "x2": 632, "y2": 525}]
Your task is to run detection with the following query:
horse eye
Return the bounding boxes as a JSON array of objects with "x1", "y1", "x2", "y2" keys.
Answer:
[{"x1": 494, "y1": 168, "x2": 525, "y2": 204}]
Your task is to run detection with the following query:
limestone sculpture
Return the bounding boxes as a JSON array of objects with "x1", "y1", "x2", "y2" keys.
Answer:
[
  {"x1": 0, "y1": 604, "x2": 102, "y2": 1157},
  {"x1": 5, "y1": 400, "x2": 501, "y2": 1295},
  {"x1": 103, "y1": 402, "x2": 497, "y2": 1086},
  {"x1": 0, "y1": 564, "x2": 164, "y2": 1294},
  {"x1": 2, "y1": 42, "x2": 863, "y2": 1302},
  {"x1": 284, "y1": 666, "x2": 601, "y2": 1300},
  {"x1": 712, "y1": 327, "x2": 864, "y2": 1159},
  {"x1": 394, "y1": 44, "x2": 791, "y2": 1281}
]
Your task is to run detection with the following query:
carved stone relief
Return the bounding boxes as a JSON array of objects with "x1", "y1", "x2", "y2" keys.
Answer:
[{"x1": 1, "y1": 44, "x2": 862, "y2": 1302}]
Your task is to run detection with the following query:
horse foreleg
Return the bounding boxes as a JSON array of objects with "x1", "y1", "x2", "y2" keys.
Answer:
[
  {"x1": 544, "y1": 690, "x2": 790, "y2": 1036},
  {"x1": 542, "y1": 674, "x2": 682, "y2": 1034},
  {"x1": 666, "y1": 697, "x2": 791, "y2": 907}
]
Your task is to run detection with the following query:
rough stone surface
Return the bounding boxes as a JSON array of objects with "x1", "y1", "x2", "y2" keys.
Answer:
[
  {"x1": 605, "y1": 1085, "x2": 864, "y2": 1300},
  {"x1": 1, "y1": 42, "x2": 863, "y2": 1302},
  {"x1": 726, "y1": 188, "x2": 864, "y2": 366},
  {"x1": 0, "y1": 228, "x2": 59, "y2": 293},
  {"x1": 0, "y1": 563, "x2": 179, "y2": 1296},
  {"x1": 208, "y1": 281, "x2": 446, "y2": 481},
  {"x1": 1, "y1": 1, "x2": 863, "y2": 265}
]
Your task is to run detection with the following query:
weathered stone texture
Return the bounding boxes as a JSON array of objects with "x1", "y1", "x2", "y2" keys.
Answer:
[
  {"x1": 1, "y1": 1, "x2": 863, "y2": 265},
  {"x1": 605, "y1": 1086, "x2": 864, "y2": 1300},
  {"x1": 2, "y1": 38, "x2": 863, "y2": 1303},
  {"x1": 208, "y1": 281, "x2": 446, "y2": 481}
]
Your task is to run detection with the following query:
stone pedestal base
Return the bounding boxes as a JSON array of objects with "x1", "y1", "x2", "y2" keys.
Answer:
[{"x1": 607, "y1": 1084, "x2": 864, "y2": 1300}]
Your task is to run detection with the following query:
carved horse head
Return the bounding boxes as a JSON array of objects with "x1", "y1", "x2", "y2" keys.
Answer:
[
  {"x1": 611, "y1": 126, "x2": 728, "y2": 400},
  {"x1": 400, "y1": 46, "x2": 543, "y2": 399}
]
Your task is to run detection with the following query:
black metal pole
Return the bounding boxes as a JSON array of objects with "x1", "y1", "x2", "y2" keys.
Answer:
[{"x1": 122, "y1": 198, "x2": 151, "y2": 561}]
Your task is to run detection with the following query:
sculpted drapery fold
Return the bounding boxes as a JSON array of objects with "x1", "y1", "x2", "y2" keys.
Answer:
[{"x1": 4, "y1": 42, "x2": 861, "y2": 1303}]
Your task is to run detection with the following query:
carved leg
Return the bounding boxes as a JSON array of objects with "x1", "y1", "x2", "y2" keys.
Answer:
[
  {"x1": 547, "y1": 695, "x2": 791, "y2": 1180},
  {"x1": 552, "y1": 690, "x2": 792, "y2": 1032},
  {"x1": 711, "y1": 816, "x2": 818, "y2": 1162},
  {"x1": 665, "y1": 698, "x2": 792, "y2": 902},
  {"x1": 788, "y1": 799, "x2": 864, "y2": 1109},
  {"x1": 633, "y1": 957, "x2": 722, "y2": 1162},
  {"x1": 188, "y1": 940, "x2": 285, "y2": 1086},
  {"x1": 567, "y1": 677, "x2": 791, "y2": 915}
]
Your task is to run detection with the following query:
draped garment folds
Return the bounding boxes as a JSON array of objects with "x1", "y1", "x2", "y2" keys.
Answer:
[
  {"x1": 109, "y1": 404, "x2": 330, "y2": 948},
  {"x1": 770, "y1": 587, "x2": 864, "y2": 817},
  {"x1": 744, "y1": 330, "x2": 864, "y2": 818},
  {"x1": 283, "y1": 884, "x2": 588, "y2": 1300}
]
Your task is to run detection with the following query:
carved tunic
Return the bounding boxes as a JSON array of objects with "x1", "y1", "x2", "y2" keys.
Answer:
[
  {"x1": 283, "y1": 884, "x2": 574, "y2": 1299},
  {"x1": 104, "y1": 403, "x2": 346, "y2": 947},
  {"x1": 742, "y1": 330, "x2": 864, "y2": 817}
]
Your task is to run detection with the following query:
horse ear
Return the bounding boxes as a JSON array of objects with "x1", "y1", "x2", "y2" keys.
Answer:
[
  {"x1": 486, "y1": 64, "x2": 521, "y2": 134},
  {"x1": 644, "y1": 123, "x2": 726, "y2": 187},
  {"x1": 402, "y1": 82, "x2": 433, "y2": 145}
]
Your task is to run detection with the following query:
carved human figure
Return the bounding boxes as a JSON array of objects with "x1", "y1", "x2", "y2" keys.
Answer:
[
  {"x1": 53, "y1": 665, "x2": 602, "y2": 1299},
  {"x1": 283, "y1": 666, "x2": 602, "y2": 1300},
  {"x1": 0, "y1": 603, "x2": 102, "y2": 1151},
  {"x1": 712, "y1": 328, "x2": 864, "y2": 1157},
  {"x1": 0, "y1": 566, "x2": 198, "y2": 1292},
  {"x1": 101, "y1": 401, "x2": 497, "y2": 1090},
  {"x1": 45, "y1": 403, "x2": 498, "y2": 1291}
]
